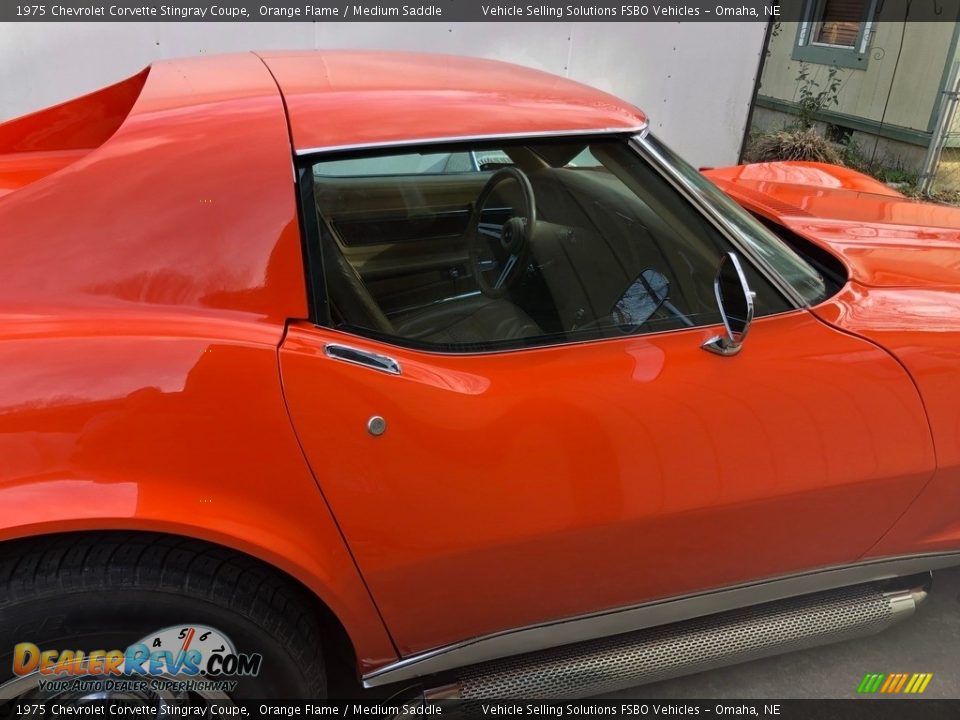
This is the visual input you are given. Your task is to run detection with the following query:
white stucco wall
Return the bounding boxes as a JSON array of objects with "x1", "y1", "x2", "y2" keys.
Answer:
[{"x1": 0, "y1": 22, "x2": 765, "y2": 167}]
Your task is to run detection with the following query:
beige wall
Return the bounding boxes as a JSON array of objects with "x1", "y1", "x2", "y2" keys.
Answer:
[
  {"x1": 0, "y1": 22, "x2": 767, "y2": 168},
  {"x1": 758, "y1": 17, "x2": 959, "y2": 133}
]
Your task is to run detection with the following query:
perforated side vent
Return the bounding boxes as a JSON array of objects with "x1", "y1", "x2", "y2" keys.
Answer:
[{"x1": 448, "y1": 583, "x2": 921, "y2": 699}]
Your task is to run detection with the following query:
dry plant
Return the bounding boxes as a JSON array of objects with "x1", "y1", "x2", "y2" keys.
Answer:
[{"x1": 745, "y1": 128, "x2": 844, "y2": 165}]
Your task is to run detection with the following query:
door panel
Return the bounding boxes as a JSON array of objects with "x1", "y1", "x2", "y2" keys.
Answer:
[
  {"x1": 279, "y1": 311, "x2": 934, "y2": 656},
  {"x1": 315, "y1": 173, "x2": 515, "y2": 314},
  {"x1": 316, "y1": 174, "x2": 512, "y2": 272},
  {"x1": 314, "y1": 173, "x2": 490, "y2": 219}
]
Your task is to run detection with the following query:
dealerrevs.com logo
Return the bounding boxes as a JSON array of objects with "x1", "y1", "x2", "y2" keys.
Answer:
[{"x1": 3, "y1": 624, "x2": 262, "y2": 695}]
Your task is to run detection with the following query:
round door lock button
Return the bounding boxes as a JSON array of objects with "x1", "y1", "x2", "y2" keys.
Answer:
[{"x1": 367, "y1": 416, "x2": 387, "y2": 436}]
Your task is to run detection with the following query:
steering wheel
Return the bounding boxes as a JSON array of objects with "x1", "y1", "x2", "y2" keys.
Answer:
[{"x1": 469, "y1": 167, "x2": 537, "y2": 299}]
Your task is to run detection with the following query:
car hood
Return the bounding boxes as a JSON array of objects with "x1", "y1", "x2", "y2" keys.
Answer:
[{"x1": 704, "y1": 164, "x2": 960, "y2": 289}]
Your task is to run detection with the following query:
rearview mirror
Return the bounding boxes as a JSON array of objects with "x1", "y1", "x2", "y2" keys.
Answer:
[
  {"x1": 702, "y1": 252, "x2": 754, "y2": 356},
  {"x1": 639, "y1": 268, "x2": 670, "y2": 307},
  {"x1": 614, "y1": 268, "x2": 670, "y2": 327}
]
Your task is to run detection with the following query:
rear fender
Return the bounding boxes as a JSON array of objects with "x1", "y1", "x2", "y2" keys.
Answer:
[{"x1": 0, "y1": 325, "x2": 397, "y2": 672}]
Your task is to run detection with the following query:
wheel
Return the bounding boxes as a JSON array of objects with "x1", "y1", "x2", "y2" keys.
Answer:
[
  {"x1": 0, "y1": 533, "x2": 327, "y2": 701},
  {"x1": 469, "y1": 166, "x2": 537, "y2": 298}
]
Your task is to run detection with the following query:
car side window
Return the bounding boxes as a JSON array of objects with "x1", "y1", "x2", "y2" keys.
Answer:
[{"x1": 306, "y1": 139, "x2": 791, "y2": 352}]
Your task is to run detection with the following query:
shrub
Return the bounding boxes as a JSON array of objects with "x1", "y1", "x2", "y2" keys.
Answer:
[
  {"x1": 745, "y1": 128, "x2": 844, "y2": 165},
  {"x1": 796, "y1": 63, "x2": 842, "y2": 130}
]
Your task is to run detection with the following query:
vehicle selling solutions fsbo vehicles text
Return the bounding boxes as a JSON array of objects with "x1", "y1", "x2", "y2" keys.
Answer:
[
  {"x1": 479, "y1": 3, "x2": 779, "y2": 15},
  {"x1": 479, "y1": 4, "x2": 699, "y2": 16}
]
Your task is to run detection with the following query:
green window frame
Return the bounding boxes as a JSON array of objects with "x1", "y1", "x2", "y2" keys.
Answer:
[{"x1": 792, "y1": 0, "x2": 877, "y2": 70}]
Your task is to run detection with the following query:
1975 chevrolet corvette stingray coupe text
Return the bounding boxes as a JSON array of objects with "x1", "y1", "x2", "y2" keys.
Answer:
[{"x1": 1, "y1": 50, "x2": 960, "y2": 701}]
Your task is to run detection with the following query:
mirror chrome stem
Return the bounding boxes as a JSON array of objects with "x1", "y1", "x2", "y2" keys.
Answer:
[
  {"x1": 702, "y1": 252, "x2": 755, "y2": 357},
  {"x1": 702, "y1": 334, "x2": 743, "y2": 356}
]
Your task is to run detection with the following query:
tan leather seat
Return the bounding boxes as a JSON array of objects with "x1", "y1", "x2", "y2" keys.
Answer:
[
  {"x1": 324, "y1": 240, "x2": 541, "y2": 346},
  {"x1": 324, "y1": 242, "x2": 395, "y2": 334},
  {"x1": 393, "y1": 294, "x2": 541, "y2": 345}
]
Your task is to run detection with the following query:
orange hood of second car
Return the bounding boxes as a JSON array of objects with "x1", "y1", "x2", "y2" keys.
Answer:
[{"x1": 704, "y1": 162, "x2": 960, "y2": 289}]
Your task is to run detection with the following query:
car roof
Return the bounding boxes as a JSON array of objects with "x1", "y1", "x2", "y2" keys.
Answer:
[
  {"x1": 0, "y1": 50, "x2": 648, "y2": 165},
  {"x1": 255, "y1": 50, "x2": 648, "y2": 153}
]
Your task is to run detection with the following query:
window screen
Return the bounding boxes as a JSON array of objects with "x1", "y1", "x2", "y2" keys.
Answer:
[{"x1": 814, "y1": 0, "x2": 866, "y2": 47}]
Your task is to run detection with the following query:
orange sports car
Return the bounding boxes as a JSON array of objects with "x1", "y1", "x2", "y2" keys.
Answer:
[{"x1": 0, "y1": 50, "x2": 957, "y2": 702}]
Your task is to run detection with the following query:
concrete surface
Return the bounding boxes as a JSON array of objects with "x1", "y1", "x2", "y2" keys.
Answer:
[{"x1": 602, "y1": 568, "x2": 960, "y2": 699}]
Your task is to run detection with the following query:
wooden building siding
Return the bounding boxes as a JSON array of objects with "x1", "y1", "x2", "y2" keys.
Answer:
[{"x1": 757, "y1": 14, "x2": 959, "y2": 138}]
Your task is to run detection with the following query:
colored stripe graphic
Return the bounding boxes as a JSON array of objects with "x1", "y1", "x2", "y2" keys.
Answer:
[
  {"x1": 858, "y1": 673, "x2": 932, "y2": 694},
  {"x1": 858, "y1": 674, "x2": 883, "y2": 693}
]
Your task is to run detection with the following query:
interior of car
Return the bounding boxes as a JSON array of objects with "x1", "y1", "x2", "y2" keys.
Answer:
[{"x1": 308, "y1": 137, "x2": 786, "y2": 352}]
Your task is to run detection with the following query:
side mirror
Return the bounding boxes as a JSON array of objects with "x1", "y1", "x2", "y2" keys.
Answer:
[{"x1": 702, "y1": 252, "x2": 754, "y2": 356}]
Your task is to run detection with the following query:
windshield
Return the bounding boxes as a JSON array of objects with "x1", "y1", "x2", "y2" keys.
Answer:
[{"x1": 638, "y1": 134, "x2": 828, "y2": 306}]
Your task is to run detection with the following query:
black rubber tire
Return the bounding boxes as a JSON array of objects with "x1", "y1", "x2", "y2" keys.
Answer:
[{"x1": 0, "y1": 533, "x2": 327, "y2": 698}]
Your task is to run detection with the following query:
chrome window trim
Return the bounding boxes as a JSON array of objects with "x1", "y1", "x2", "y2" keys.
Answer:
[
  {"x1": 295, "y1": 124, "x2": 649, "y2": 157},
  {"x1": 362, "y1": 551, "x2": 960, "y2": 687},
  {"x1": 319, "y1": 308, "x2": 804, "y2": 360},
  {"x1": 630, "y1": 134, "x2": 810, "y2": 310}
]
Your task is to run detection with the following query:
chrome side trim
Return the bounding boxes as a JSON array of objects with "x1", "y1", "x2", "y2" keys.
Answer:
[
  {"x1": 362, "y1": 552, "x2": 960, "y2": 687},
  {"x1": 324, "y1": 343, "x2": 401, "y2": 375},
  {"x1": 629, "y1": 134, "x2": 809, "y2": 310},
  {"x1": 296, "y1": 125, "x2": 649, "y2": 157}
]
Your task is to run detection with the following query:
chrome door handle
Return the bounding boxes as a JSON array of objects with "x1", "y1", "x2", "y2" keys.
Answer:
[{"x1": 324, "y1": 343, "x2": 401, "y2": 375}]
